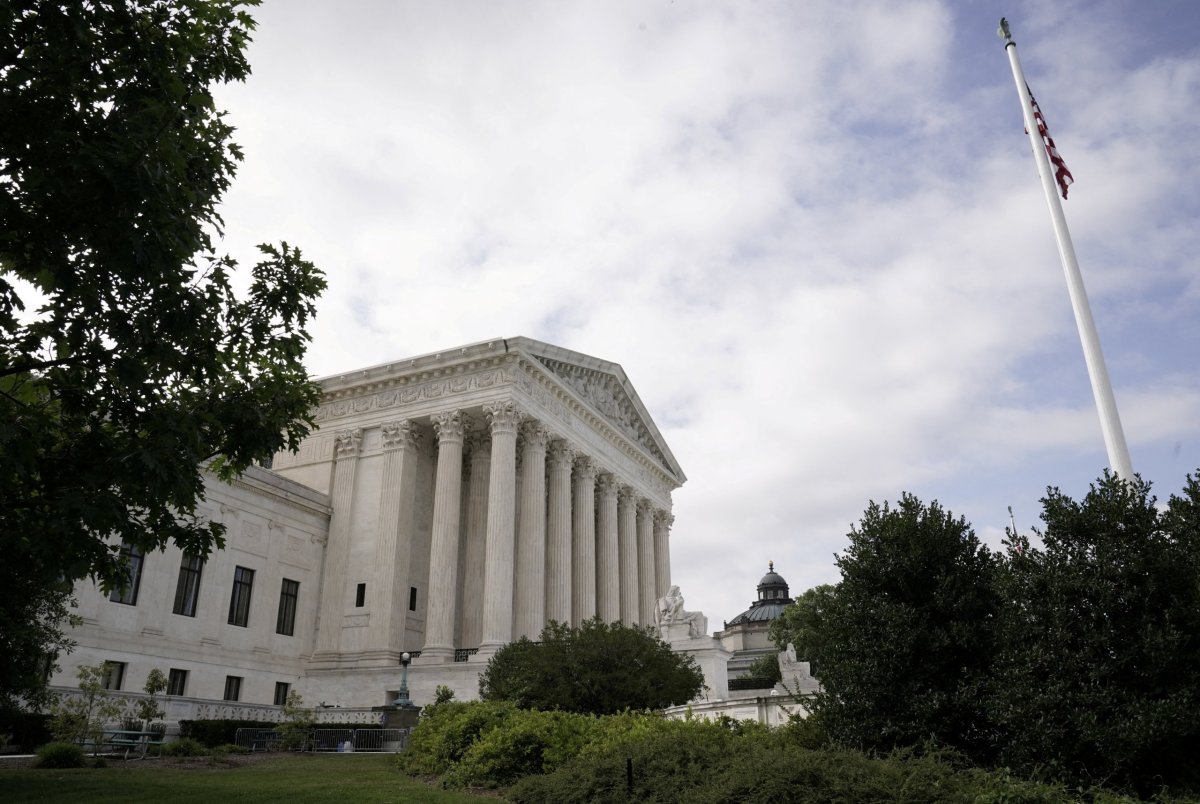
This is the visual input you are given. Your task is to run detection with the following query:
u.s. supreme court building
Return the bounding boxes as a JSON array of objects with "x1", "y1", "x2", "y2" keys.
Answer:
[{"x1": 51, "y1": 337, "x2": 725, "y2": 723}]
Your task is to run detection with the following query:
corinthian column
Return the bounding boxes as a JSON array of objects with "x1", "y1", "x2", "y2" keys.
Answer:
[
  {"x1": 367, "y1": 420, "x2": 421, "y2": 659},
  {"x1": 459, "y1": 431, "x2": 491, "y2": 650},
  {"x1": 594, "y1": 473, "x2": 620, "y2": 623},
  {"x1": 617, "y1": 486, "x2": 639, "y2": 626},
  {"x1": 480, "y1": 402, "x2": 521, "y2": 653},
  {"x1": 571, "y1": 457, "x2": 598, "y2": 624},
  {"x1": 653, "y1": 509, "x2": 673, "y2": 601},
  {"x1": 637, "y1": 498, "x2": 657, "y2": 626},
  {"x1": 420, "y1": 411, "x2": 466, "y2": 662},
  {"x1": 314, "y1": 428, "x2": 362, "y2": 657},
  {"x1": 545, "y1": 439, "x2": 576, "y2": 625},
  {"x1": 514, "y1": 422, "x2": 549, "y2": 639}
]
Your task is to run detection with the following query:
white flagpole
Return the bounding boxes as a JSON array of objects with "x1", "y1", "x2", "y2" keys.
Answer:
[{"x1": 998, "y1": 18, "x2": 1134, "y2": 479}]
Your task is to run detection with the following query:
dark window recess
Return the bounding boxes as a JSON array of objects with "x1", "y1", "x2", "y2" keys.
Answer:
[
  {"x1": 276, "y1": 579, "x2": 299, "y2": 636},
  {"x1": 408, "y1": 586, "x2": 418, "y2": 612},
  {"x1": 167, "y1": 668, "x2": 187, "y2": 696},
  {"x1": 223, "y1": 675, "x2": 242, "y2": 702},
  {"x1": 274, "y1": 681, "x2": 290, "y2": 706},
  {"x1": 109, "y1": 543, "x2": 144, "y2": 605},
  {"x1": 102, "y1": 661, "x2": 126, "y2": 691},
  {"x1": 173, "y1": 554, "x2": 204, "y2": 617},
  {"x1": 228, "y1": 566, "x2": 255, "y2": 627},
  {"x1": 355, "y1": 583, "x2": 366, "y2": 608}
]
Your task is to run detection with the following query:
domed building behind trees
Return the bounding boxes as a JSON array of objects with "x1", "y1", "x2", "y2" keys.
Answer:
[{"x1": 716, "y1": 561, "x2": 793, "y2": 680}]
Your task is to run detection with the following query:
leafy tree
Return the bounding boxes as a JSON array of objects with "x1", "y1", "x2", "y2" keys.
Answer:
[
  {"x1": 768, "y1": 583, "x2": 836, "y2": 676},
  {"x1": 809, "y1": 494, "x2": 999, "y2": 757},
  {"x1": 277, "y1": 690, "x2": 314, "y2": 751},
  {"x1": 0, "y1": 0, "x2": 324, "y2": 707},
  {"x1": 479, "y1": 618, "x2": 704, "y2": 715},
  {"x1": 743, "y1": 652, "x2": 782, "y2": 683},
  {"x1": 989, "y1": 471, "x2": 1200, "y2": 793},
  {"x1": 48, "y1": 663, "x2": 125, "y2": 748},
  {"x1": 132, "y1": 668, "x2": 166, "y2": 730}
]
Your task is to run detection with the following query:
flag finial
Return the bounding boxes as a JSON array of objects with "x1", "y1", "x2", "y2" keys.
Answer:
[{"x1": 997, "y1": 17, "x2": 1012, "y2": 43}]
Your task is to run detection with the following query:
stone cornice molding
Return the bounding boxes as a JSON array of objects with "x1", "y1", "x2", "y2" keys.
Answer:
[
  {"x1": 381, "y1": 419, "x2": 421, "y2": 452},
  {"x1": 333, "y1": 428, "x2": 363, "y2": 459}
]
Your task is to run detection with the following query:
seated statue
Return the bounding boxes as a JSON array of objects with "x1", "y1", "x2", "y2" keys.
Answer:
[{"x1": 654, "y1": 585, "x2": 708, "y2": 639}]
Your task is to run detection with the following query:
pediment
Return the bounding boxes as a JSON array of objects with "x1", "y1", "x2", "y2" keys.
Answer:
[{"x1": 512, "y1": 341, "x2": 683, "y2": 482}]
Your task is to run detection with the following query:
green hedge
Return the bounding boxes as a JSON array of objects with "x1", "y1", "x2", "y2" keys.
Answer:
[
  {"x1": 178, "y1": 719, "x2": 277, "y2": 747},
  {"x1": 398, "y1": 702, "x2": 1159, "y2": 802}
]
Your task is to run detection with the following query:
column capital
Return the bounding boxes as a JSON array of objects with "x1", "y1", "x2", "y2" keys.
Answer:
[
  {"x1": 431, "y1": 410, "x2": 466, "y2": 443},
  {"x1": 334, "y1": 428, "x2": 363, "y2": 459},
  {"x1": 519, "y1": 420, "x2": 551, "y2": 452},
  {"x1": 596, "y1": 473, "x2": 619, "y2": 497},
  {"x1": 618, "y1": 484, "x2": 637, "y2": 505},
  {"x1": 484, "y1": 401, "x2": 523, "y2": 435},
  {"x1": 380, "y1": 420, "x2": 421, "y2": 452},
  {"x1": 654, "y1": 509, "x2": 675, "y2": 528},
  {"x1": 573, "y1": 456, "x2": 598, "y2": 483},
  {"x1": 636, "y1": 496, "x2": 653, "y2": 515},
  {"x1": 547, "y1": 439, "x2": 577, "y2": 467},
  {"x1": 465, "y1": 430, "x2": 492, "y2": 457}
]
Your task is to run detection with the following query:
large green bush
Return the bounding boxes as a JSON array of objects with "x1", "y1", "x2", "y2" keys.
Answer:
[
  {"x1": 34, "y1": 741, "x2": 86, "y2": 769},
  {"x1": 479, "y1": 618, "x2": 703, "y2": 714},
  {"x1": 396, "y1": 701, "x2": 519, "y2": 777}
]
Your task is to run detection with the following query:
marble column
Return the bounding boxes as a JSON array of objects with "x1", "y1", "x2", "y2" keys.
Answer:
[
  {"x1": 367, "y1": 420, "x2": 421, "y2": 658},
  {"x1": 571, "y1": 457, "x2": 597, "y2": 624},
  {"x1": 459, "y1": 432, "x2": 491, "y2": 650},
  {"x1": 594, "y1": 473, "x2": 621, "y2": 623},
  {"x1": 637, "y1": 498, "x2": 657, "y2": 626},
  {"x1": 480, "y1": 402, "x2": 521, "y2": 652},
  {"x1": 545, "y1": 439, "x2": 575, "y2": 625},
  {"x1": 420, "y1": 411, "x2": 466, "y2": 662},
  {"x1": 315, "y1": 428, "x2": 362, "y2": 656},
  {"x1": 513, "y1": 422, "x2": 549, "y2": 639},
  {"x1": 653, "y1": 510, "x2": 673, "y2": 602},
  {"x1": 617, "y1": 486, "x2": 639, "y2": 626}
]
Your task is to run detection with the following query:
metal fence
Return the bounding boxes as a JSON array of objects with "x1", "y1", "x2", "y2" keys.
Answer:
[{"x1": 234, "y1": 727, "x2": 410, "y2": 753}]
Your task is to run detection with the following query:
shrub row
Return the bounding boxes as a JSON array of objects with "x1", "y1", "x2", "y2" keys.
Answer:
[
  {"x1": 398, "y1": 702, "x2": 1164, "y2": 802},
  {"x1": 178, "y1": 718, "x2": 383, "y2": 747}
]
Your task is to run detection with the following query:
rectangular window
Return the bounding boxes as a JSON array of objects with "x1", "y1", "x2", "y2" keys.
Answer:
[
  {"x1": 355, "y1": 582, "x2": 366, "y2": 607},
  {"x1": 276, "y1": 579, "x2": 299, "y2": 636},
  {"x1": 167, "y1": 668, "x2": 187, "y2": 696},
  {"x1": 409, "y1": 586, "x2": 417, "y2": 612},
  {"x1": 108, "y1": 543, "x2": 144, "y2": 605},
  {"x1": 172, "y1": 554, "x2": 204, "y2": 617},
  {"x1": 102, "y1": 661, "x2": 126, "y2": 691},
  {"x1": 223, "y1": 675, "x2": 242, "y2": 702},
  {"x1": 228, "y1": 566, "x2": 254, "y2": 627},
  {"x1": 274, "y1": 681, "x2": 290, "y2": 707}
]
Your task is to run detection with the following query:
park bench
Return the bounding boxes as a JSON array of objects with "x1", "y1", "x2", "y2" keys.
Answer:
[{"x1": 104, "y1": 729, "x2": 165, "y2": 759}]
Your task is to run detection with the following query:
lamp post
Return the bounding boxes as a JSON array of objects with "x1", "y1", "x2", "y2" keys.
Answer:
[{"x1": 395, "y1": 651, "x2": 412, "y2": 708}]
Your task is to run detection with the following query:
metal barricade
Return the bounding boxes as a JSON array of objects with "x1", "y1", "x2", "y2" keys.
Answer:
[
  {"x1": 234, "y1": 728, "x2": 281, "y2": 752},
  {"x1": 353, "y1": 728, "x2": 408, "y2": 752}
]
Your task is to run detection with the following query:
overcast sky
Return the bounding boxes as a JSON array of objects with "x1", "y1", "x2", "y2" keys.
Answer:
[{"x1": 214, "y1": 0, "x2": 1200, "y2": 629}]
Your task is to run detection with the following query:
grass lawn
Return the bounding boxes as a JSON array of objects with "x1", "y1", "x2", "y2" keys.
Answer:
[{"x1": 2, "y1": 753, "x2": 496, "y2": 803}]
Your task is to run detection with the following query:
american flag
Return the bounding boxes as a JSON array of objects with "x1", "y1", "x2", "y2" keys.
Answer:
[{"x1": 1026, "y1": 84, "x2": 1074, "y2": 199}]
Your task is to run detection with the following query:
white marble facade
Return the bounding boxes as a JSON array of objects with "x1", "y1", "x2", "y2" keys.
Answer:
[{"x1": 53, "y1": 338, "x2": 686, "y2": 713}]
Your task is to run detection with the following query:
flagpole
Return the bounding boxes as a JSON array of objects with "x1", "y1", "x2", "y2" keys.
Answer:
[{"x1": 998, "y1": 18, "x2": 1134, "y2": 479}]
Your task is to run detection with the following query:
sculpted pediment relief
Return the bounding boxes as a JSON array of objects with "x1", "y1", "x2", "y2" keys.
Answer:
[{"x1": 533, "y1": 356, "x2": 671, "y2": 471}]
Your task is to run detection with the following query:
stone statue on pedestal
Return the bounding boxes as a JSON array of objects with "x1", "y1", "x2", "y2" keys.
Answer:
[{"x1": 654, "y1": 585, "x2": 708, "y2": 640}]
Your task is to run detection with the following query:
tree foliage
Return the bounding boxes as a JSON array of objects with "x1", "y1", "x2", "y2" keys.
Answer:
[
  {"x1": 773, "y1": 472, "x2": 1200, "y2": 795},
  {"x1": 479, "y1": 618, "x2": 704, "y2": 715},
  {"x1": 0, "y1": 0, "x2": 324, "y2": 707},
  {"x1": 794, "y1": 494, "x2": 1000, "y2": 757},
  {"x1": 989, "y1": 471, "x2": 1200, "y2": 793}
]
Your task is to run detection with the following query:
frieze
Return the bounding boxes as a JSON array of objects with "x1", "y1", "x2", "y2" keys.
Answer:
[{"x1": 312, "y1": 369, "x2": 514, "y2": 422}]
